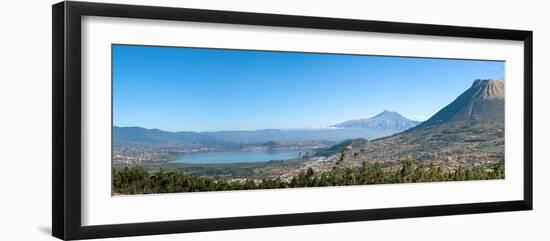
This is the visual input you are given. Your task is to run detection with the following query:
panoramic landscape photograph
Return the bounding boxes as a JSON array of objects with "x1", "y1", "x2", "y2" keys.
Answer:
[{"x1": 112, "y1": 45, "x2": 505, "y2": 195}]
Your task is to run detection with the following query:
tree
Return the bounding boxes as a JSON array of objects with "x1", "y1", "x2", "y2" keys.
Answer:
[
  {"x1": 495, "y1": 160, "x2": 505, "y2": 179},
  {"x1": 336, "y1": 149, "x2": 345, "y2": 166},
  {"x1": 360, "y1": 161, "x2": 370, "y2": 184},
  {"x1": 400, "y1": 159, "x2": 415, "y2": 183}
]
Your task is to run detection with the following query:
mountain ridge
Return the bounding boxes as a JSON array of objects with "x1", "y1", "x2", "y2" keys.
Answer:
[
  {"x1": 332, "y1": 79, "x2": 505, "y2": 169},
  {"x1": 114, "y1": 111, "x2": 419, "y2": 144}
]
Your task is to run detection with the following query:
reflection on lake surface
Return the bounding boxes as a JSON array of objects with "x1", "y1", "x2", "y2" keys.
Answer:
[{"x1": 172, "y1": 150, "x2": 303, "y2": 164}]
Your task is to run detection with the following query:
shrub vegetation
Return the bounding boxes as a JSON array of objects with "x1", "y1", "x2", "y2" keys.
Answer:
[{"x1": 113, "y1": 159, "x2": 504, "y2": 195}]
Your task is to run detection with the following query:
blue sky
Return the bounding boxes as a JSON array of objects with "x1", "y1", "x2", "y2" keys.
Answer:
[{"x1": 113, "y1": 45, "x2": 504, "y2": 132}]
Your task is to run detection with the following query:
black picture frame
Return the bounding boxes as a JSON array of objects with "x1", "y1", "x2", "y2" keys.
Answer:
[{"x1": 52, "y1": 1, "x2": 533, "y2": 240}]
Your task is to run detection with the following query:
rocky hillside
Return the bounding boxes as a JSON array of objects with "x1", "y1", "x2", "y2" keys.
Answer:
[
  {"x1": 422, "y1": 79, "x2": 504, "y2": 126},
  {"x1": 323, "y1": 79, "x2": 505, "y2": 170}
]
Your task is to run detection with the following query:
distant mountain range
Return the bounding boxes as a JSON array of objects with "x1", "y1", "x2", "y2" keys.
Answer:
[
  {"x1": 113, "y1": 127, "x2": 222, "y2": 145},
  {"x1": 332, "y1": 79, "x2": 505, "y2": 168},
  {"x1": 114, "y1": 111, "x2": 420, "y2": 145},
  {"x1": 114, "y1": 78, "x2": 505, "y2": 170}
]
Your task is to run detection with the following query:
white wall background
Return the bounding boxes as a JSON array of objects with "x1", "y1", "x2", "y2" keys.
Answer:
[{"x1": 0, "y1": 0, "x2": 547, "y2": 240}]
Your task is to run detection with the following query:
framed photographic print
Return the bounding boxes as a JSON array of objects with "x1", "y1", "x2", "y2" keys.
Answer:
[{"x1": 52, "y1": 1, "x2": 533, "y2": 240}]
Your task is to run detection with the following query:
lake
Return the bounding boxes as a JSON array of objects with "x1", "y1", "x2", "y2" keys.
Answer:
[{"x1": 172, "y1": 150, "x2": 303, "y2": 164}]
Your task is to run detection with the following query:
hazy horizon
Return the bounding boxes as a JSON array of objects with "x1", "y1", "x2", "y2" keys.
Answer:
[
  {"x1": 113, "y1": 45, "x2": 504, "y2": 132},
  {"x1": 113, "y1": 109, "x2": 417, "y2": 133}
]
